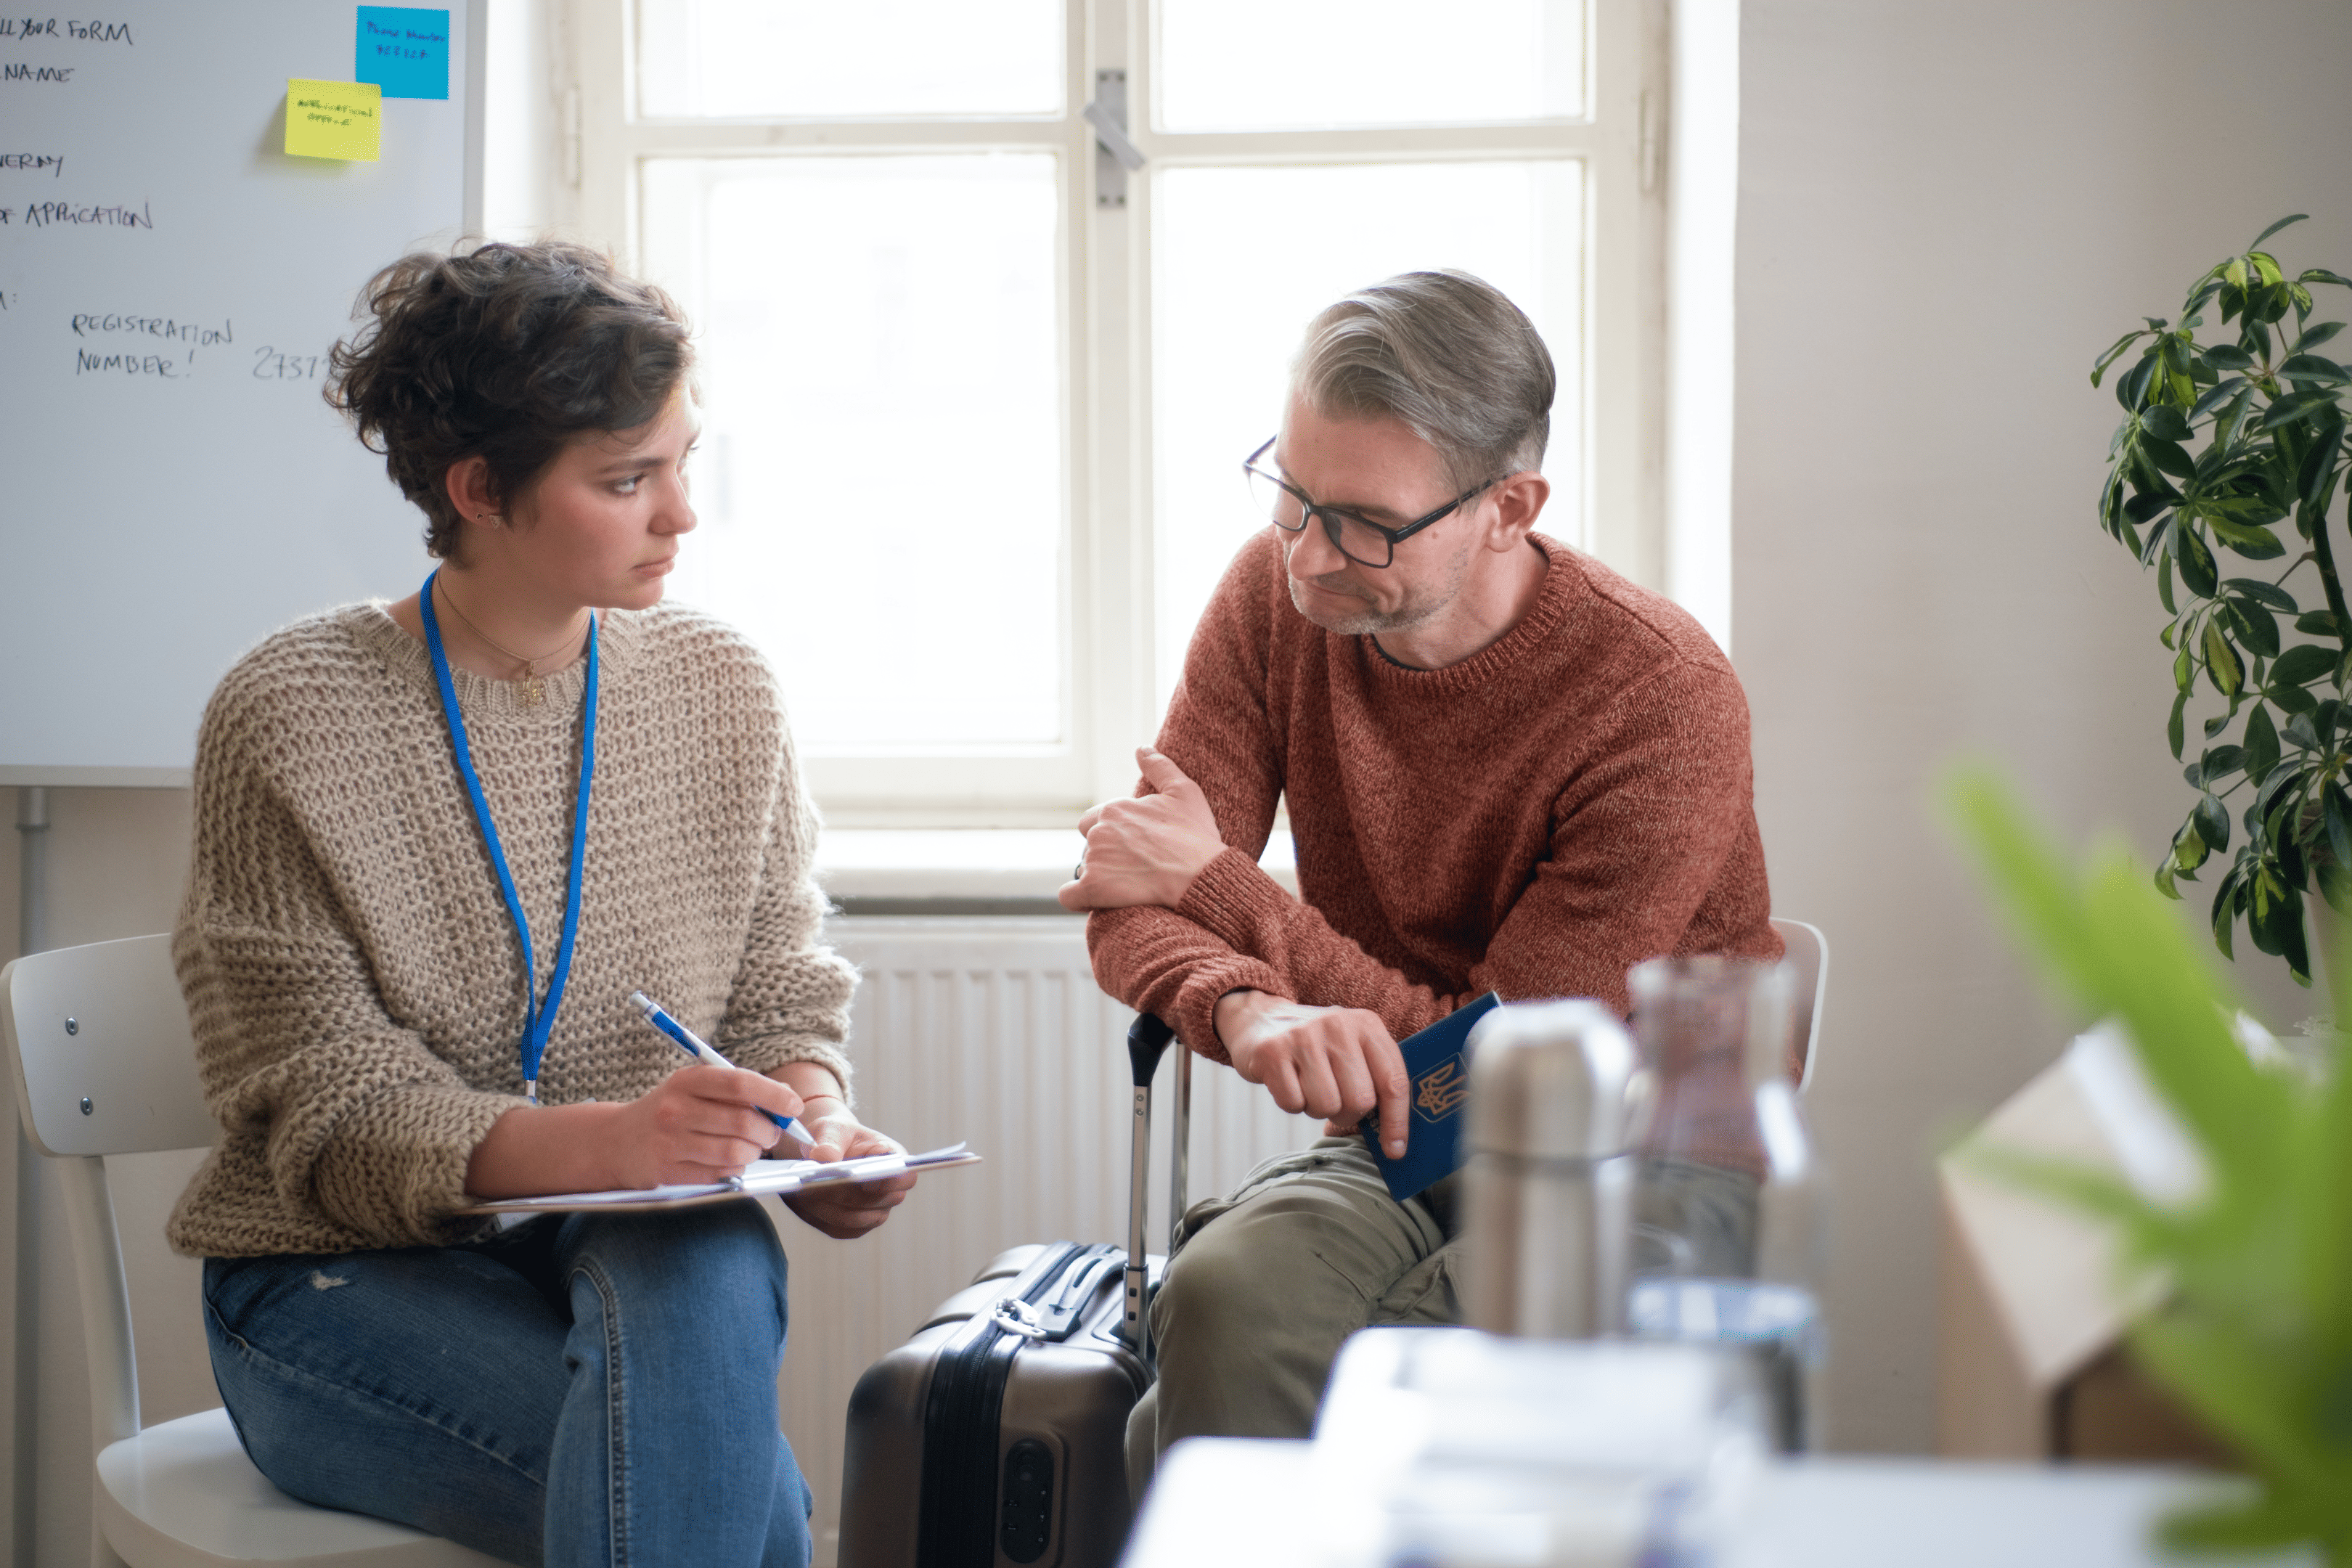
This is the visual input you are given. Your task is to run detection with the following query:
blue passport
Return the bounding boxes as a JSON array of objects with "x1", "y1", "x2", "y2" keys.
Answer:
[{"x1": 1358, "y1": 992, "x2": 1503, "y2": 1202}]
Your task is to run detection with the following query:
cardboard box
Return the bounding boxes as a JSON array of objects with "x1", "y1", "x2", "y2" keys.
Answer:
[{"x1": 1935, "y1": 1025, "x2": 2231, "y2": 1464}]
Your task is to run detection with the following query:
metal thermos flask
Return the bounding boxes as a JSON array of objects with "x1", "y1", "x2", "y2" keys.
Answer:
[{"x1": 1462, "y1": 1000, "x2": 1639, "y2": 1338}]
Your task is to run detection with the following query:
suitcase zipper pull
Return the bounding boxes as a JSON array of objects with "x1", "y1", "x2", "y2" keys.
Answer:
[{"x1": 990, "y1": 1298, "x2": 1049, "y2": 1340}]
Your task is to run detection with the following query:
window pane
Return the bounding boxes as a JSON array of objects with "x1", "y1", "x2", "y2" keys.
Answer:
[
  {"x1": 643, "y1": 155, "x2": 1066, "y2": 751},
  {"x1": 1151, "y1": 161, "x2": 1584, "y2": 706},
  {"x1": 640, "y1": 0, "x2": 1063, "y2": 119},
  {"x1": 1156, "y1": 0, "x2": 1585, "y2": 131}
]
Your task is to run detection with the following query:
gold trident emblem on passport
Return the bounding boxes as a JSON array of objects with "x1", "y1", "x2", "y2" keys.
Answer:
[{"x1": 1414, "y1": 1057, "x2": 1471, "y2": 1122}]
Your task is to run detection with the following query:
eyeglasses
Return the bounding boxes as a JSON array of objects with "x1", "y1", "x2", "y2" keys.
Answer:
[{"x1": 1242, "y1": 437, "x2": 1497, "y2": 569}]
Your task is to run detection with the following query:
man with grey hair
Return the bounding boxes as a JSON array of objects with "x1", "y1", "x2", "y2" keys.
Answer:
[{"x1": 1060, "y1": 270, "x2": 1778, "y2": 1491}]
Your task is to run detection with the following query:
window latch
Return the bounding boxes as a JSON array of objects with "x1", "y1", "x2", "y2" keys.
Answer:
[{"x1": 1082, "y1": 69, "x2": 1145, "y2": 208}]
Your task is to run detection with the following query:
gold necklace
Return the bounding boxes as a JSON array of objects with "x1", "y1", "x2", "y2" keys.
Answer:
[{"x1": 434, "y1": 579, "x2": 585, "y2": 708}]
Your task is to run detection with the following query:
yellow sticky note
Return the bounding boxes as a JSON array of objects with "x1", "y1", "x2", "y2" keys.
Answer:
[{"x1": 285, "y1": 78, "x2": 381, "y2": 161}]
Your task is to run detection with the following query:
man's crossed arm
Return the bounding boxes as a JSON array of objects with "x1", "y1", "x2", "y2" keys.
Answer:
[{"x1": 1057, "y1": 746, "x2": 1418, "y2": 1157}]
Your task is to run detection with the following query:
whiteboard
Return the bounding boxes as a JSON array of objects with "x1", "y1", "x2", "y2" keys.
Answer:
[{"x1": 0, "y1": 1, "x2": 482, "y2": 783}]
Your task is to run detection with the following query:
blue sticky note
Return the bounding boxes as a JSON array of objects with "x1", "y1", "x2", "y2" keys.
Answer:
[
  {"x1": 356, "y1": 7, "x2": 449, "y2": 100},
  {"x1": 1358, "y1": 992, "x2": 1503, "y2": 1203}
]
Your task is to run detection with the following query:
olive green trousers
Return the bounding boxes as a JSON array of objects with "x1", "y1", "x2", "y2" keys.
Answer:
[{"x1": 1124, "y1": 1136, "x2": 1462, "y2": 1503}]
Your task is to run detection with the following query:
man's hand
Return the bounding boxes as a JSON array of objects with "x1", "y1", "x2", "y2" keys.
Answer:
[
  {"x1": 1215, "y1": 989, "x2": 1412, "y2": 1159},
  {"x1": 781, "y1": 1098, "x2": 917, "y2": 1240},
  {"x1": 1058, "y1": 746, "x2": 1226, "y2": 912}
]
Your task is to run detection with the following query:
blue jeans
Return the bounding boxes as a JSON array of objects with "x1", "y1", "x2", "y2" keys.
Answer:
[{"x1": 202, "y1": 1201, "x2": 812, "y2": 1567}]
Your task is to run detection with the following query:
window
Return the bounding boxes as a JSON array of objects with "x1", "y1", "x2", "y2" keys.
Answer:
[{"x1": 563, "y1": 0, "x2": 1662, "y2": 822}]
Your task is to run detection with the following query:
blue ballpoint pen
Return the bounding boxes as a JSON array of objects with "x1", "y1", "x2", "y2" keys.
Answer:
[{"x1": 628, "y1": 989, "x2": 819, "y2": 1155}]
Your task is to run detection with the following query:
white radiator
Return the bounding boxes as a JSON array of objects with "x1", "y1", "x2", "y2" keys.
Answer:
[{"x1": 780, "y1": 915, "x2": 1321, "y2": 1567}]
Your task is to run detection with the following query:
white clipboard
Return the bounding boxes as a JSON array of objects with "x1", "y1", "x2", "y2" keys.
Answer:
[{"x1": 464, "y1": 1143, "x2": 981, "y2": 1215}]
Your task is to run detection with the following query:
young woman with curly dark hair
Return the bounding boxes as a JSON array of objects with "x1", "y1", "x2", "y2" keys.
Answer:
[{"x1": 168, "y1": 241, "x2": 910, "y2": 1567}]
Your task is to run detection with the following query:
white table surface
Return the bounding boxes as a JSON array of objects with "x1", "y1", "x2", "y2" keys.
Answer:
[{"x1": 1122, "y1": 1439, "x2": 2306, "y2": 1568}]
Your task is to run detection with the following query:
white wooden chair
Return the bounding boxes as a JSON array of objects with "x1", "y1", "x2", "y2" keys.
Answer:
[
  {"x1": 1770, "y1": 917, "x2": 1831, "y2": 1095},
  {"x1": 0, "y1": 934, "x2": 499, "y2": 1568}
]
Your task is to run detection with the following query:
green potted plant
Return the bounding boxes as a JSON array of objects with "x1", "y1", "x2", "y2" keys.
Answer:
[
  {"x1": 2093, "y1": 216, "x2": 2352, "y2": 984},
  {"x1": 1947, "y1": 768, "x2": 2352, "y2": 1562}
]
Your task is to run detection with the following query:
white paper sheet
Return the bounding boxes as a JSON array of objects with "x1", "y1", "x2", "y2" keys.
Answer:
[{"x1": 467, "y1": 1143, "x2": 978, "y2": 1214}]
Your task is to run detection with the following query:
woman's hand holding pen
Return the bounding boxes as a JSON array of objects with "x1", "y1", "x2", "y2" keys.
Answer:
[
  {"x1": 607, "y1": 1064, "x2": 811, "y2": 1190},
  {"x1": 465, "y1": 1063, "x2": 809, "y2": 1199}
]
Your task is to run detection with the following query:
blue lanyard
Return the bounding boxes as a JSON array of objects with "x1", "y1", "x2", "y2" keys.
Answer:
[{"x1": 418, "y1": 569, "x2": 597, "y2": 1103}]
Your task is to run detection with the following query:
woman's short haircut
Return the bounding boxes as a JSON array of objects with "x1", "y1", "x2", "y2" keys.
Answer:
[
  {"x1": 1291, "y1": 270, "x2": 1555, "y2": 492},
  {"x1": 325, "y1": 241, "x2": 693, "y2": 559}
]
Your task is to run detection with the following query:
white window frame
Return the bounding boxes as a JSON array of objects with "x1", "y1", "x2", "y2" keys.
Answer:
[{"x1": 550, "y1": 0, "x2": 1665, "y2": 827}]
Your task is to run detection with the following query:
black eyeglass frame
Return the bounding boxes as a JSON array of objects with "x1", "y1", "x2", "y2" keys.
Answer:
[{"x1": 1242, "y1": 436, "x2": 1500, "y2": 569}]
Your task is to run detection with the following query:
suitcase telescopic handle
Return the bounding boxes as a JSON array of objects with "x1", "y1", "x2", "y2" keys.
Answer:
[
  {"x1": 1125, "y1": 1013, "x2": 1175, "y2": 1087},
  {"x1": 1122, "y1": 1014, "x2": 1177, "y2": 1352}
]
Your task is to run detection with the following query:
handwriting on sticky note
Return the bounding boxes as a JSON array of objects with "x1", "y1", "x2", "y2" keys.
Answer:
[
  {"x1": 356, "y1": 7, "x2": 449, "y2": 101},
  {"x1": 285, "y1": 79, "x2": 380, "y2": 162}
]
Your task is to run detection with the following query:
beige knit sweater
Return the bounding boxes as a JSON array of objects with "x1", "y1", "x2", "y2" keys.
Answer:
[{"x1": 166, "y1": 601, "x2": 857, "y2": 1259}]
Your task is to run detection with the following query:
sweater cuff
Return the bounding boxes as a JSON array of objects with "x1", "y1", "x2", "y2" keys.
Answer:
[
  {"x1": 727, "y1": 1034, "x2": 856, "y2": 1111},
  {"x1": 1172, "y1": 953, "x2": 1286, "y2": 1066},
  {"x1": 1175, "y1": 846, "x2": 1300, "y2": 957},
  {"x1": 311, "y1": 1084, "x2": 528, "y2": 1246}
]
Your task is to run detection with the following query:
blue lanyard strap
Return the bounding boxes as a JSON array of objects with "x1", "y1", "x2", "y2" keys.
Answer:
[{"x1": 419, "y1": 568, "x2": 598, "y2": 1102}]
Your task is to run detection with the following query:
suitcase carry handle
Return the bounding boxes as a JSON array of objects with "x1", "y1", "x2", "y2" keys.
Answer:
[{"x1": 1122, "y1": 1014, "x2": 1177, "y2": 1351}]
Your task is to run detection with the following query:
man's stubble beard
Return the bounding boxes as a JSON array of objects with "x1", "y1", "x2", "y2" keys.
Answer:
[{"x1": 1285, "y1": 534, "x2": 1473, "y2": 636}]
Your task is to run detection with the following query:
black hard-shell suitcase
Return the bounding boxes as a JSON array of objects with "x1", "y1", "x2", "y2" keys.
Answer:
[{"x1": 838, "y1": 1015, "x2": 1188, "y2": 1568}]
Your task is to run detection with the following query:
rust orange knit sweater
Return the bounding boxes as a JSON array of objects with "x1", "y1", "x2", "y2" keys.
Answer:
[{"x1": 1087, "y1": 531, "x2": 1779, "y2": 1058}]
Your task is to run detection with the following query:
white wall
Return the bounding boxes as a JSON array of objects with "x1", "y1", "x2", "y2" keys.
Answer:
[{"x1": 1734, "y1": 0, "x2": 2352, "y2": 1451}]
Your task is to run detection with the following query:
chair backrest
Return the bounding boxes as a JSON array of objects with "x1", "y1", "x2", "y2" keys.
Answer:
[
  {"x1": 2, "y1": 933, "x2": 214, "y2": 1158},
  {"x1": 1770, "y1": 918, "x2": 1829, "y2": 1095},
  {"x1": 1, "y1": 932, "x2": 213, "y2": 1457}
]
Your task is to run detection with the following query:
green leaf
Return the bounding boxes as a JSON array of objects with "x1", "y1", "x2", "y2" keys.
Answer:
[
  {"x1": 2173, "y1": 828, "x2": 2210, "y2": 876},
  {"x1": 2143, "y1": 436, "x2": 2197, "y2": 479},
  {"x1": 2195, "y1": 793, "x2": 2231, "y2": 852},
  {"x1": 2298, "y1": 412, "x2": 2344, "y2": 513},
  {"x1": 2092, "y1": 328, "x2": 2155, "y2": 386},
  {"x1": 2168, "y1": 690, "x2": 2188, "y2": 758},
  {"x1": 2159, "y1": 551, "x2": 2178, "y2": 614},
  {"x1": 2283, "y1": 711, "x2": 2320, "y2": 751},
  {"x1": 2227, "y1": 600, "x2": 2282, "y2": 657},
  {"x1": 2270, "y1": 679, "x2": 2319, "y2": 717},
  {"x1": 2269, "y1": 643, "x2": 2337, "y2": 688},
  {"x1": 2204, "y1": 343, "x2": 2257, "y2": 371},
  {"x1": 2326, "y1": 784, "x2": 2352, "y2": 872},
  {"x1": 2295, "y1": 611, "x2": 2340, "y2": 638},
  {"x1": 2189, "y1": 376, "x2": 2249, "y2": 421},
  {"x1": 2178, "y1": 527, "x2": 2221, "y2": 596},
  {"x1": 2322, "y1": 862, "x2": 2352, "y2": 917},
  {"x1": 2300, "y1": 267, "x2": 2352, "y2": 289},
  {"x1": 2297, "y1": 320, "x2": 2345, "y2": 352},
  {"x1": 2208, "y1": 517, "x2": 2286, "y2": 559},
  {"x1": 2224, "y1": 577, "x2": 2298, "y2": 612},
  {"x1": 2244, "y1": 701, "x2": 2279, "y2": 777},
  {"x1": 2205, "y1": 619, "x2": 2245, "y2": 697},
  {"x1": 2250, "y1": 213, "x2": 2308, "y2": 249},
  {"x1": 2279, "y1": 354, "x2": 2348, "y2": 385},
  {"x1": 2141, "y1": 404, "x2": 2193, "y2": 441},
  {"x1": 2262, "y1": 388, "x2": 2342, "y2": 433}
]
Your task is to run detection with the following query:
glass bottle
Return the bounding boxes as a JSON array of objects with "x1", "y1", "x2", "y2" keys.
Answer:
[{"x1": 1623, "y1": 956, "x2": 1827, "y2": 1451}]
